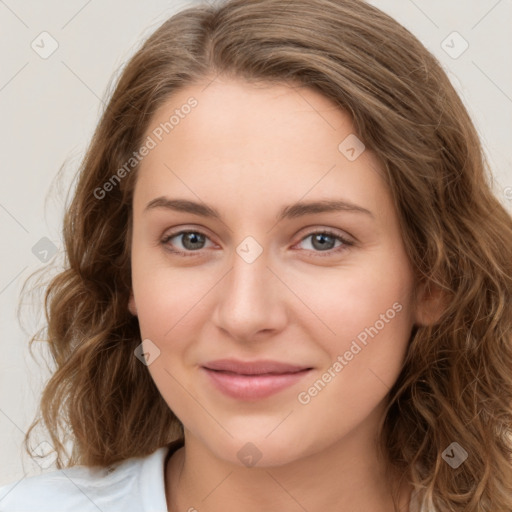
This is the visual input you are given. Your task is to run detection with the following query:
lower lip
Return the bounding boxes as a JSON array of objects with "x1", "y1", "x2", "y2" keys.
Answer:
[{"x1": 201, "y1": 367, "x2": 312, "y2": 400}]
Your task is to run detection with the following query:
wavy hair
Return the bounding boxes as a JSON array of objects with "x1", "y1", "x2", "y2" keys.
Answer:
[{"x1": 21, "y1": 0, "x2": 512, "y2": 510}]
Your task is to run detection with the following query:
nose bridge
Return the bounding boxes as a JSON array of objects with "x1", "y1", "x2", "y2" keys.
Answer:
[
  {"x1": 231, "y1": 245, "x2": 270, "y2": 301},
  {"x1": 227, "y1": 243, "x2": 274, "y2": 313},
  {"x1": 212, "y1": 239, "x2": 286, "y2": 339}
]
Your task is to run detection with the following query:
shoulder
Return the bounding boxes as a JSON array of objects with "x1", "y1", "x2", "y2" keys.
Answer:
[{"x1": 0, "y1": 444, "x2": 174, "y2": 512}]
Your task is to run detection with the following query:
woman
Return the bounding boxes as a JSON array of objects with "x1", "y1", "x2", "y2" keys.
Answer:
[{"x1": 1, "y1": 0, "x2": 511, "y2": 510}]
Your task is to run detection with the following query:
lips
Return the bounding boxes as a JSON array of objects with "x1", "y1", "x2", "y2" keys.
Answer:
[
  {"x1": 201, "y1": 359, "x2": 313, "y2": 400},
  {"x1": 202, "y1": 358, "x2": 311, "y2": 375}
]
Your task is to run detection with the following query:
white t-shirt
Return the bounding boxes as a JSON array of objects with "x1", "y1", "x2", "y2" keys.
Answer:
[
  {"x1": 0, "y1": 440, "x2": 183, "y2": 512},
  {"x1": 1, "y1": 439, "x2": 429, "y2": 511}
]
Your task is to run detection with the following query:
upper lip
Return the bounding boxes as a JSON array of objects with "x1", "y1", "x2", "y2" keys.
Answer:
[{"x1": 202, "y1": 359, "x2": 312, "y2": 375}]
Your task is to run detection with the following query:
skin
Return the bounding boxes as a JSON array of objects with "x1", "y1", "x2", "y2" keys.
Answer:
[{"x1": 128, "y1": 77, "x2": 443, "y2": 512}]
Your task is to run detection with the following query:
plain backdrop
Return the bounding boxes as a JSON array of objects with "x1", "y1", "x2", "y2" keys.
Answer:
[{"x1": 1, "y1": 0, "x2": 511, "y2": 486}]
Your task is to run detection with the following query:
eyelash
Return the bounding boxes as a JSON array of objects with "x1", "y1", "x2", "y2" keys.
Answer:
[{"x1": 160, "y1": 229, "x2": 354, "y2": 258}]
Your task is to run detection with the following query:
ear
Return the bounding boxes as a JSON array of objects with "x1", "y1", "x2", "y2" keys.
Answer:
[
  {"x1": 128, "y1": 290, "x2": 138, "y2": 316},
  {"x1": 413, "y1": 279, "x2": 447, "y2": 327}
]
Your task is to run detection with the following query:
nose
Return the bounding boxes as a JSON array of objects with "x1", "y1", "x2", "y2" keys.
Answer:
[{"x1": 211, "y1": 245, "x2": 288, "y2": 343}]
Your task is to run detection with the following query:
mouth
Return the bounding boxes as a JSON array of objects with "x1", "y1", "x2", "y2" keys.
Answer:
[{"x1": 201, "y1": 360, "x2": 313, "y2": 400}]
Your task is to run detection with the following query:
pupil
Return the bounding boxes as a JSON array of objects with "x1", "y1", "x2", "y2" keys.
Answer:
[
  {"x1": 184, "y1": 232, "x2": 204, "y2": 249},
  {"x1": 313, "y1": 233, "x2": 334, "y2": 251}
]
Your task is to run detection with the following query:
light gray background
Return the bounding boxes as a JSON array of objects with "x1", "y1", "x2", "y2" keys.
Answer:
[{"x1": 1, "y1": 0, "x2": 511, "y2": 486}]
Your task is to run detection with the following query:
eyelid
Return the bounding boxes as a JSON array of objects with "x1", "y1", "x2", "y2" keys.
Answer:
[{"x1": 295, "y1": 225, "x2": 355, "y2": 244}]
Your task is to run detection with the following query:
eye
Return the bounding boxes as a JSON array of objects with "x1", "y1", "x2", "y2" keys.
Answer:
[
  {"x1": 294, "y1": 230, "x2": 354, "y2": 256},
  {"x1": 161, "y1": 230, "x2": 214, "y2": 256},
  {"x1": 160, "y1": 228, "x2": 354, "y2": 257}
]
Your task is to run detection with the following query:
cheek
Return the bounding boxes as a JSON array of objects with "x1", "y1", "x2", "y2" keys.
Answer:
[
  {"x1": 132, "y1": 270, "x2": 203, "y2": 402},
  {"x1": 134, "y1": 275, "x2": 196, "y2": 340},
  {"x1": 131, "y1": 257, "x2": 217, "y2": 361},
  {"x1": 295, "y1": 256, "x2": 414, "y2": 339},
  {"x1": 295, "y1": 272, "x2": 414, "y2": 428},
  {"x1": 131, "y1": 241, "x2": 191, "y2": 330},
  {"x1": 299, "y1": 257, "x2": 415, "y2": 384}
]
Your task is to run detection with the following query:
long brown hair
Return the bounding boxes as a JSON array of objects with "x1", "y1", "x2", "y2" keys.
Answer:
[{"x1": 21, "y1": 0, "x2": 512, "y2": 510}]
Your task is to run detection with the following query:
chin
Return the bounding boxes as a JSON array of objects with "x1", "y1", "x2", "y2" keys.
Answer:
[{"x1": 210, "y1": 430, "x2": 315, "y2": 469}]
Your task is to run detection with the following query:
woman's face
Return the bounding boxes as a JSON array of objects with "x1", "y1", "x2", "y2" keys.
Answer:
[{"x1": 129, "y1": 77, "x2": 430, "y2": 467}]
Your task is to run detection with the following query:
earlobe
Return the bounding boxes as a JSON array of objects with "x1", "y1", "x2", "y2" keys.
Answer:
[
  {"x1": 414, "y1": 280, "x2": 447, "y2": 327},
  {"x1": 128, "y1": 291, "x2": 137, "y2": 316}
]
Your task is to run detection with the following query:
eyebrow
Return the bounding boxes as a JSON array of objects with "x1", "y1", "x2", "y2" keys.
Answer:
[{"x1": 144, "y1": 197, "x2": 374, "y2": 221}]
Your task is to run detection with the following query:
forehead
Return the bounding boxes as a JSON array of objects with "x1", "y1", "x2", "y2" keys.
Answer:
[{"x1": 134, "y1": 77, "x2": 389, "y2": 220}]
